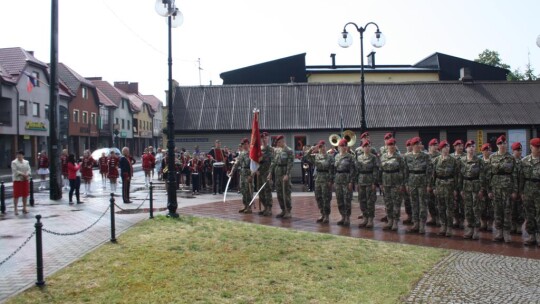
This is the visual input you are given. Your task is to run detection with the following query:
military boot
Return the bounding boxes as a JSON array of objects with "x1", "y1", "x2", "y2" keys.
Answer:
[
  {"x1": 510, "y1": 223, "x2": 517, "y2": 234},
  {"x1": 258, "y1": 206, "x2": 267, "y2": 216},
  {"x1": 463, "y1": 227, "x2": 473, "y2": 239},
  {"x1": 282, "y1": 210, "x2": 291, "y2": 219},
  {"x1": 391, "y1": 218, "x2": 399, "y2": 231},
  {"x1": 238, "y1": 207, "x2": 246, "y2": 213},
  {"x1": 426, "y1": 218, "x2": 437, "y2": 227},
  {"x1": 516, "y1": 224, "x2": 523, "y2": 235},
  {"x1": 243, "y1": 207, "x2": 252, "y2": 214},
  {"x1": 358, "y1": 217, "x2": 368, "y2": 228},
  {"x1": 523, "y1": 233, "x2": 537, "y2": 246},
  {"x1": 343, "y1": 216, "x2": 350, "y2": 227},
  {"x1": 446, "y1": 228, "x2": 453, "y2": 237},
  {"x1": 438, "y1": 225, "x2": 447, "y2": 236},
  {"x1": 419, "y1": 221, "x2": 426, "y2": 234},
  {"x1": 383, "y1": 218, "x2": 393, "y2": 230},
  {"x1": 322, "y1": 214, "x2": 330, "y2": 224},
  {"x1": 402, "y1": 215, "x2": 413, "y2": 225},
  {"x1": 380, "y1": 215, "x2": 388, "y2": 222},
  {"x1": 493, "y1": 229, "x2": 503, "y2": 242},
  {"x1": 503, "y1": 230, "x2": 511, "y2": 243},
  {"x1": 316, "y1": 214, "x2": 324, "y2": 223},
  {"x1": 276, "y1": 210, "x2": 285, "y2": 218},
  {"x1": 263, "y1": 207, "x2": 272, "y2": 217},
  {"x1": 487, "y1": 220, "x2": 493, "y2": 232},
  {"x1": 472, "y1": 228, "x2": 480, "y2": 240},
  {"x1": 337, "y1": 216, "x2": 345, "y2": 226},
  {"x1": 407, "y1": 222, "x2": 419, "y2": 233},
  {"x1": 366, "y1": 217, "x2": 374, "y2": 228},
  {"x1": 479, "y1": 219, "x2": 487, "y2": 231}
]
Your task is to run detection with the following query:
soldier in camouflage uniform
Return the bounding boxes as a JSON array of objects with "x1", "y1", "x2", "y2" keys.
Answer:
[
  {"x1": 401, "y1": 139, "x2": 414, "y2": 225},
  {"x1": 510, "y1": 142, "x2": 525, "y2": 235},
  {"x1": 487, "y1": 135, "x2": 519, "y2": 243},
  {"x1": 305, "y1": 140, "x2": 335, "y2": 224},
  {"x1": 459, "y1": 140, "x2": 486, "y2": 240},
  {"x1": 355, "y1": 132, "x2": 379, "y2": 220},
  {"x1": 519, "y1": 138, "x2": 540, "y2": 246},
  {"x1": 431, "y1": 140, "x2": 461, "y2": 237},
  {"x1": 451, "y1": 140, "x2": 466, "y2": 229},
  {"x1": 380, "y1": 138, "x2": 406, "y2": 231},
  {"x1": 356, "y1": 140, "x2": 379, "y2": 228},
  {"x1": 231, "y1": 138, "x2": 253, "y2": 214},
  {"x1": 267, "y1": 135, "x2": 294, "y2": 219},
  {"x1": 480, "y1": 143, "x2": 494, "y2": 231},
  {"x1": 404, "y1": 137, "x2": 432, "y2": 234},
  {"x1": 334, "y1": 138, "x2": 357, "y2": 226},
  {"x1": 426, "y1": 138, "x2": 441, "y2": 226},
  {"x1": 257, "y1": 132, "x2": 274, "y2": 216}
]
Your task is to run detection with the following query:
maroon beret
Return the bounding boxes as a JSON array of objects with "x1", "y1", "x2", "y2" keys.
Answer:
[
  {"x1": 384, "y1": 132, "x2": 393, "y2": 140},
  {"x1": 481, "y1": 143, "x2": 491, "y2": 151},
  {"x1": 439, "y1": 140, "x2": 449, "y2": 150},
  {"x1": 360, "y1": 132, "x2": 369, "y2": 139},
  {"x1": 428, "y1": 138, "x2": 439, "y2": 146},
  {"x1": 453, "y1": 139, "x2": 463, "y2": 146},
  {"x1": 410, "y1": 137, "x2": 421, "y2": 145},
  {"x1": 317, "y1": 140, "x2": 326, "y2": 146},
  {"x1": 530, "y1": 138, "x2": 540, "y2": 148},
  {"x1": 338, "y1": 138, "x2": 348, "y2": 147},
  {"x1": 275, "y1": 135, "x2": 284, "y2": 141},
  {"x1": 405, "y1": 139, "x2": 412, "y2": 147},
  {"x1": 465, "y1": 140, "x2": 475, "y2": 148},
  {"x1": 385, "y1": 138, "x2": 396, "y2": 145},
  {"x1": 361, "y1": 140, "x2": 371, "y2": 147},
  {"x1": 241, "y1": 138, "x2": 249, "y2": 145},
  {"x1": 261, "y1": 132, "x2": 269, "y2": 137},
  {"x1": 511, "y1": 142, "x2": 522, "y2": 151},
  {"x1": 496, "y1": 135, "x2": 506, "y2": 145}
]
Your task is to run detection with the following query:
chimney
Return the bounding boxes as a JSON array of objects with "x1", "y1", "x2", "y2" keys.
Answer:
[
  {"x1": 27, "y1": 50, "x2": 34, "y2": 56},
  {"x1": 459, "y1": 67, "x2": 473, "y2": 83},
  {"x1": 86, "y1": 77, "x2": 103, "y2": 81},
  {"x1": 289, "y1": 76, "x2": 295, "y2": 83},
  {"x1": 367, "y1": 51, "x2": 376, "y2": 68},
  {"x1": 114, "y1": 81, "x2": 139, "y2": 94},
  {"x1": 330, "y1": 53, "x2": 336, "y2": 69}
]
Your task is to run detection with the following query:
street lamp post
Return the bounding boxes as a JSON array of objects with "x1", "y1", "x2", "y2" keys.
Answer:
[
  {"x1": 155, "y1": 0, "x2": 183, "y2": 218},
  {"x1": 339, "y1": 22, "x2": 386, "y2": 133},
  {"x1": 49, "y1": 0, "x2": 62, "y2": 200}
]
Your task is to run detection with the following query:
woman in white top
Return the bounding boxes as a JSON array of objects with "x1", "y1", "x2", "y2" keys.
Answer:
[
  {"x1": 11, "y1": 150, "x2": 31, "y2": 215},
  {"x1": 155, "y1": 148, "x2": 164, "y2": 180}
]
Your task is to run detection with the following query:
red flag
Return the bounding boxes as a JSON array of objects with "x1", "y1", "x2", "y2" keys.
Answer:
[{"x1": 249, "y1": 109, "x2": 262, "y2": 173}]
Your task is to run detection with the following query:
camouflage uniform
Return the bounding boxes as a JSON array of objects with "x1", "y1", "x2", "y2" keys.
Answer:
[
  {"x1": 427, "y1": 151, "x2": 441, "y2": 224},
  {"x1": 459, "y1": 155, "x2": 486, "y2": 238},
  {"x1": 487, "y1": 152, "x2": 518, "y2": 241},
  {"x1": 401, "y1": 151, "x2": 413, "y2": 223},
  {"x1": 431, "y1": 155, "x2": 461, "y2": 236},
  {"x1": 519, "y1": 154, "x2": 540, "y2": 245},
  {"x1": 480, "y1": 155, "x2": 494, "y2": 230},
  {"x1": 231, "y1": 150, "x2": 252, "y2": 212},
  {"x1": 404, "y1": 151, "x2": 432, "y2": 232},
  {"x1": 451, "y1": 152, "x2": 466, "y2": 227},
  {"x1": 270, "y1": 145, "x2": 294, "y2": 217},
  {"x1": 257, "y1": 145, "x2": 274, "y2": 215},
  {"x1": 355, "y1": 146, "x2": 379, "y2": 215},
  {"x1": 306, "y1": 149, "x2": 335, "y2": 222},
  {"x1": 334, "y1": 152, "x2": 357, "y2": 225},
  {"x1": 511, "y1": 156, "x2": 525, "y2": 234},
  {"x1": 380, "y1": 152, "x2": 405, "y2": 230},
  {"x1": 356, "y1": 151, "x2": 379, "y2": 227}
]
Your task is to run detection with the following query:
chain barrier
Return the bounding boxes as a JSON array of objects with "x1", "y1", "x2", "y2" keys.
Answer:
[
  {"x1": 0, "y1": 231, "x2": 36, "y2": 268},
  {"x1": 113, "y1": 191, "x2": 150, "y2": 212},
  {"x1": 42, "y1": 205, "x2": 111, "y2": 236}
]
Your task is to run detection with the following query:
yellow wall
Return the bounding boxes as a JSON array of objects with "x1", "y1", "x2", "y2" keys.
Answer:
[
  {"x1": 135, "y1": 104, "x2": 153, "y2": 138},
  {"x1": 308, "y1": 72, "x2": 439, "y2": 83}
]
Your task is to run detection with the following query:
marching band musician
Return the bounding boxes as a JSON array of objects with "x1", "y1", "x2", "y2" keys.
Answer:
[
  {"x1": 142, "y1": 148, "x2": 156, "y2": 188},
  {"x1": 189, "y1": 153, "x2": 203, "y2": 195},
  {"x1": 37, "y1": 150, "x2": 49, "y2": 191},
  {"x1": 81, "y1": 150, "x2": 95, "y2": 197},
  {"x1": 333, "y1": 138, "x2": 357, "y2": 226},
  {"x1": 208, "y1": 140, "x2": 228, "y2": 195},
  {"x1": 98, "y1": 152, "x2": 108, "y2": 189},
  {"x1": 60, "y1": 149, "x2": 70, "y2": 190},
  {"x1": 305, "y1": 140, "x2": 335, "y2": 224},
  {"x1": 204, "y1": 154, "x2": 214, "y2": 190},
  {"x1": 230, "y1": 138, "x2": 253, "y2": 213},
  {"x1": 107, "y1": 150, "x2": 120, "y2": 193}
]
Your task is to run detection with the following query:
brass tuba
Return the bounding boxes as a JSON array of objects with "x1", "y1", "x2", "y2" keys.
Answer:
[
  {"x1": 329, "y1": 134, "x2": 341, "y2": 147},
  {"x1": 343, "y1": 130, "x2": 356, "y2": 147}
]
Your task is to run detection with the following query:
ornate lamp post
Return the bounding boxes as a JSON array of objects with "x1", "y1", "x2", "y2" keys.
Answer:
[
  {"x1": 338, "y1": 22, "x2": 386, "y2": 133},
  {"x1": 155, "y1": 0, "x2": 183, "y2": 217}
]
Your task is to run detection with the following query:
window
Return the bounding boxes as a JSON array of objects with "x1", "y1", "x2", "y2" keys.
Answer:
[
  {"x1": 19, "y1": 100, "x2": 27, "y2": 116},
  {"x1": 32, "y1": 102, "x2": 39, "y2": 117},
  {"x1": 73, "y1": 110, "x2": 79, "y2": 123},
  {"x1": 91, "y1": 113, "x2": 96, "y2": 125},
  {"x1": 121, "y1": 119, "x2": 125, "y2": 129},
  {"x1": 127, "y1": 120, "x2": 130, "y2": 130},
  {"x1": 0, "y1": 98, "x2": 12, "y2": 126},
  {"x1": 82, "y1": 87, "x2": 88, "y2": 99},
  {"x1": 32, "y1": 71, "x2": 40, "y2": 87},
  {"x1": 82, "y1": 111, "x2": 88, "y2": 124},
  {"x1": 115, "y1": 118, "x2": 119, "y2": 125},
  {"x1": 121, "y1": 99, "x2": 125, "y2": 109},
  {"x1": 45, "y1": 104, "x2": 49, "y2": 119}
]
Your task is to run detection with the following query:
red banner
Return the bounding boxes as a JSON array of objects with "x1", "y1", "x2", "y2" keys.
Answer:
[{"x1": 249, "y1": 109, "x2": 262, "y2": 172}]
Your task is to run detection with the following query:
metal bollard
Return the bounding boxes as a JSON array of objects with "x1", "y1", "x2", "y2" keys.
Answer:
[
  {"x1": 35, "y1": 215, "x2": 45, "y2": 286},
  {"x1": 110, "y1": 193, "x2": 116, "y2": 243},
  {"x1": 1, "y1": 181, "x2": 5, "y2": 214},
  {"x1": 149, "y1": 182, "x2": 154, "y2": 219},
  {"x1": 29, "y1": 178, "x2": 35, "y2": 207}
]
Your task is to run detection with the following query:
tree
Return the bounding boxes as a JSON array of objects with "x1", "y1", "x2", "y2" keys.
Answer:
[{"x1": 475, "y1": 49, "x2": 511, "y2": 70}]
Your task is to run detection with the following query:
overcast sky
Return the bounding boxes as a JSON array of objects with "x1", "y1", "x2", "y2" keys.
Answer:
[{"x1": 1, "y1": 0, "x2": 539, "y2": 102}]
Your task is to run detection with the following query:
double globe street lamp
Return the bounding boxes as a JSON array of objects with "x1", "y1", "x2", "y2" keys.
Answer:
[
  {"x1": 338, "y1": 22, "x2": 386, "y2": 133},
  {"x1": 155, "y1": 0, "x2": 183, "y2": 217}
]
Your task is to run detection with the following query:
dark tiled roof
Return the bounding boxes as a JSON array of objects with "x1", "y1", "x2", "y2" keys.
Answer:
[
  {"x1": 91, "y1": 80, "x2": 129, "y2": 107},
  {"x1": 0, "y1": 47, "x2": 48, "y2": 77},
  {"x1": 0, "y1": 62, "x2": 16, "y2": 84},
  {"x1": 96, "y1": 88, "x2": 117, "y2": 108},
  {"x1": 57, "y1": 62, "x2": 95, "y2": 93},
  {"x1": 173, "y1": 81, "x2": 540, "y2": 131},
  {"x1": 127, "y1": 93, "x2": 143, "y2": 113},
  {"x1": 141, "y1": 95, "x2": 162, "y2": 113}
]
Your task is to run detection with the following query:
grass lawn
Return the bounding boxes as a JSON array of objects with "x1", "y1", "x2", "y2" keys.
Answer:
[{"x1": 8, "y1": 215, "x2": 448, "y2": 304}]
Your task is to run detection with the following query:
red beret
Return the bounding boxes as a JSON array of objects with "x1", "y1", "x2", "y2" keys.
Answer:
[
  {"x1": 496, "y1": 135, "x2": 506, "y2": 145},
  {"x1": 361, "y1": 140, "x2": 371, "y2": 147},
  {"x1": 410, "y1": 137, "x2": 421, "y2": 145},
  {"x1": 317, "y1": 140, "x2": 326, "y2": 146},
  {"x1": 360, "y1": 132, "x2": 369, "y2": 139},
  {"x1": 530, "y1": 138, "x2": 540, "y2": 148},
  {"x1": 338, "y1": 138, "x2": 348, "y2": 147},
  {"x1": 481, "y1": 143, "x2": 491, "y2": 151},
  {"x1": 453, "y1": 139, "x2": 463, "y2": 146},
  {"x1": 384, "y1": 132, "x2": 393, "y2": 140},
  {"x1": 275, "y1": 135, "x2": 284, "y2": 141},
  {"x1": 465, "y1": 140, "x2": 475, "y2": 148},
  {"x1": 511, "y1": 142, "x2": 522, "y2": 151},
  {"x1": 405, "y1": 139, "x2": 412, "y2": 147},
  {"x1": 439, "y1": 140, "x2": 449, "y2": 150},
  {"x1": 428, "y1": 138, "x2": 439, "y2": 146},
  {"x1": 241, "y1": 138, "x2": 249, "y2": 145},
  {"x1": 385, "y1": 138, "x2": 396, "y2": 145},
  {"x1": 261, "y1": 132, "x2": 269, "y2": 137}
]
